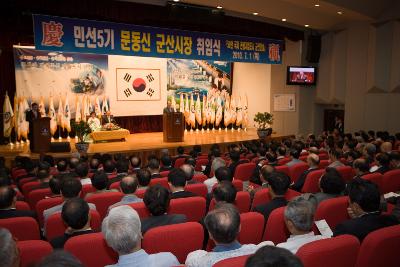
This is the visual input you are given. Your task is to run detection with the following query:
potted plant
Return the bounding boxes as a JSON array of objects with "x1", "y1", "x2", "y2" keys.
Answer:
[
  {"x1": 254, "y1": 112, "x2": 274, "y2": 139},
  {"x1": 72, "y1": 120, "x2": 91, "y2": 153}
]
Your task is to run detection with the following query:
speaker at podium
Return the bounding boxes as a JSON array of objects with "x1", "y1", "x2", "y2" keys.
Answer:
[{"x1": 163, "y1": 111, "x2": 184, "y2": 142}]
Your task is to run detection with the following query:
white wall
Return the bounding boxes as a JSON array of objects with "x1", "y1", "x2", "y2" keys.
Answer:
[{"x1": 232, "y1": 62, "x2": 271, "y2": 128}]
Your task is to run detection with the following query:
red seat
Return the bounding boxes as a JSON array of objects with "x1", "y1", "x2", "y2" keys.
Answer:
[
  {"x1": 336, "y1": 166, "x2": 355, "y2": 182},
  {"x1": 209, "y1": 191, "x2": 251, "y2": 213},
  {"x1": 289, "y1": 162, "x2": 309, "y2": 183},
  {"x1": 238, "y1": 212, "x2": 265, "y2": 245},
  {"x1": 300, "y1": 155, "x2": 308, "y2": 162},
  {"x1": 251, "y1": 188, "x2": 300, "y2": 210},
  {"x1": 0, "y1": 217, "x2": 40, "y2": 240},
  {"x1": 195, "y1": 158, "x2": 209, "y2": 172},
  {"x1": 143, "y1": 222, "x2": 203, "y2": 263},
  {"x1": 234, "y1": 163, "x2": 256, "y2": 181},
  {"x1": 18, "y1": 177, "x2": 36, "y2": 187},
  {"x1": 275, "y1": 165, "x2": 290, "y2": 176},
  {"x1": 362, "y1": 173, "x2": 383, "y2": 193},
  {"x1": 262, "y1": 206, "x2": 289, "y2": 244},
  {"x1": 127, "y1": 201, "x2": 150, "y2": 218},
  {"x1": 18, "y1": 240, "x2": 53, "y2": 267},
  {"x1": 45, "y1": 209, "x2": 102, "y2": 241},
  {"x1": 319, "y1": 160, "x2": 330, "y2": 169},
  {"x1": 382, "y1": 169, "x2": 400, "y2": 194},
  {"x1": 36, "y1": 197, "x2": 63, "y2": 227},
  {"x1": 81, "y1": 184, "x2": 96, "y2": 198},
  {"x1": 185, "y1": 183, "x2": 208, "y2": 198},
  {"x1": 232, "y1": 179, "x2": 244, "y2": 191},
  {"x1": 296, "y1": 235, "x2": 360, "y2": 267},
  {"x1": 314, "y1": 196, "x2": 349, "y2": 230},
  {"x1": 12, "y1": 168, "x2": 27, "y2": 179},
  {"x1": 355, "y1": 224, "x2": 400, "y2": 267},
  {"x1": 85, "y1": 192, "x2": 124, "y2": 220},
  {"x1": 64, "y1": 232, "x2": 118, "y2": 267},
  {"x1": 109, "y1": 181, "x2": 120, "y2": 191},
  {"x1": 21, "y1": 181, "x2": 40, "y2": 196},
  {"x1": 149, "y1": 177, "x2": 170, "y2": 189},
  {"x1": 174, "y1": 157, "x2": 187, "y2": 168},
  {"x1": 27, "y1": 187, "x2": 53, "y2": 209},
  {"x1": 301, "y1": 169, "x2": 325, "y2": 193},
  {"x1": 160, "y1": 170, "x2": 170, "y2": 177},
  {"x1": 135, "y1": 188, "x2": 146, "y2": 198},
  {"x1": 278, "y1": 158, "x2": 291, "y2": 166},
  {"x1": 319, "y1": 153, "x2": 329, "y2": 160},
  {"x1": 169, "y1": 197, "x2": 206, "y2": 222},
  {"x1": 193, "y1": 173, "x2": 208, "y2": 183},
  {"x1": 16, "y1": 201, "x2": 31, "y2": 210},
  {"x1": 212, "y1": 255, "x2": 250, "y2": 267}
]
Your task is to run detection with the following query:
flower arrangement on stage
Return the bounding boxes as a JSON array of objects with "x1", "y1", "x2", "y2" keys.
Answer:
[
  {"x1": 72, "y1": 120, "x2": 91, "y2": 153},
  {"x1": 101, "y1": 123, "x2": 121, "y2": 131},
  {"x1": 254, "y1": 112, "x2": 274, "y2": 138}
]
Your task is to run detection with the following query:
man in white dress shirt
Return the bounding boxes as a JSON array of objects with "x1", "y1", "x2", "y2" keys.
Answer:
[
  {"x1": 277, "y1": 197, "x2": 327, "y2": 254},
  {"x1": 185, "y1": 203, "x2": 273, "y2": 267},
  {"x1": 87, "y1": 111, "x2": 101, "y2": 131}
]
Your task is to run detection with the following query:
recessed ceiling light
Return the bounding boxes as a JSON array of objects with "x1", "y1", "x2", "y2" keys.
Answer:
[
  {"x1": 282, "y1": 18, "x2": 287, "y2": 22},
  {"x1": 253, "y1": 12, "x2": 259, "y2": 15},
  {"x1": 337, "y1": 11, "x2": 343, "y2": 15},
  {"x1": 216, "y1": 5, "x2": 223, "y2": 9},
  {"x1": 314, "y1": 4, "x2": 320, "y2": 7},
  {"x1": 305, "y1": 24, "x2": 310, "y2": 27},
  {"x1": 173, "y1": 0, "x2": 180, "y2": 2}
]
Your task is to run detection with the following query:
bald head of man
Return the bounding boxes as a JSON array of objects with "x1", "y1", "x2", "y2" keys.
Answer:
[
  {"x1": 307, "y1": 153, "x2": 320, "y2": 168},
  {"x1": 119, "y1": 176, "x2": 139, "y2": 195},
  {"x1": 381, "y1": 142, "x2": 392, "y2": 153}
]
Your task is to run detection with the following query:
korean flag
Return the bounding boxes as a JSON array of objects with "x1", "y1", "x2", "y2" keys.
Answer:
[{"x1": 117, "y1": 68, "x2": 161, "y2": 101}]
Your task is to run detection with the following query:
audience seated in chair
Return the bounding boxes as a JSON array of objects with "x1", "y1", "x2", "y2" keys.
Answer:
[
  {"x1": 129, "y1": 156, "x2": 142, "y2": 175},
  {"x1": 248, "y1": 165, "x2": 275, "y2": 197},
  {"x1": 109, "y1": 176, "x2": 143, "y2": 211},
  {"x1": 102, "y1": 205, "x2": 179, "y2": 267},
  {"x1": 44, "y1": 178, "x2": 96, "y2": 224},
  {"x1": 185, "y1": 203, "x2": 273, "y2": 267},
  {"x1": 50, "y1": 198, "x2": 94, "y2": 248},
  {"x1": 204, "y1": 158, "x2": 227, "y2": 193},
  {"x1": 371, "y1": 153, "x2": 391, "y2": 174},
  {"x1": 136, "y1": 169, "x2": 151, "y2": 191},
  {"x1": 47, "y1": 177, "x2": 62, "y2": 198},
  {"x1": 148, "y1": 159, "x2": 161, "y2": 179},
  {"x1": 30, "y1": 169, "x2": 51, "y2": 191},
  {"x1": 277, "y1": 197, "x2": 326, "y2": 254},
  {"x1": 285, "y1": 149, "x2": 302, "y2": 168},
  {"x1": 168, "y1": 168, "x2": 197, "y2": 199},
  {"x1": 328, "y1": 150, "x2": 345, "y2": 169},
  {"x1": 253, "y1": 171, "x2": 290, "y2": 222},
  {"x1": 352, "y1": 159, "x2": 370, "y2": 179},
  {"x1": 36, "y1": 250, "x2": 83, "y2": 267},
  {"x1": 229, "y1": 151, "x2": 247, "y2": 176},
  {"x1": 141, "y1": 184, "x2": 187, "y2": 234},
  {"x1": 390, "y1": 151, "x2": 400, "y2": 169},
  {"x1": 160, "y1": 155, "x2": 173, "y2": 172},
  {"x1": 181, "y1": 164, "x2": 197, "y2": 184},
  {"x1": 109, "y1": 159, "x2": 130, "y2": 185},
  {"x1": 309, "y1": 168, "x2": 345, "y2": 207},
  {"x1": 0, "y1": 228, "x2": 20, "y2": 267},
  {"x1": 103, "y1": 160, "x2": 116, "y2": 178},
  {"x1": 203, "y1": 147, "x2": 221, "y2": 177},
  {"x1": 0, "y1": 186, "x2": 36, "y2": 219},
  {"x1": 76, "y1": 163, "x2": 91, "y2": 186},
  {"x1": 89, "y1": 158, "x2": 100, "y2": 174},
  {"x1": 291, "y1": 154, "x2": 320, "y2": 192},
  {"x1": 245, "y1": 246, "x2": 303, "y2": 267},
  {"x1": 84, "y1": 172, "x2": 118, "y2": 199},
  {"x1": 333, "y1": 179, "x2": 398, "y2": 241}
]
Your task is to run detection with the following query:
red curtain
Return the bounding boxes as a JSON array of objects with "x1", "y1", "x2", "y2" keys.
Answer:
[{"x1": 115, "y1": 115, "x2": 163, "y2": 133}]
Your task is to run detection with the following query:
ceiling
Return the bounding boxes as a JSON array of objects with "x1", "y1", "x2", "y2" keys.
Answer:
[{"x1": 119, "y1": 0, "x2": 396, "y2": 30}]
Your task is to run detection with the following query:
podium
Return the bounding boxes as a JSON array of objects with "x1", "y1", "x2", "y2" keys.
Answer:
[
  {"x1": 31, "y1": 117, "x2": 51, "y2": 153},
  {"x1": 163, "y1": 112, "x2": 184, "y2": 142}
]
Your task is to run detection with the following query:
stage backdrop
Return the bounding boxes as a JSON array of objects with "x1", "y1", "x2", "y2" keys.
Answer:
[{"x1": 13, "y1": 46, "x2": 170, "y2": 117}]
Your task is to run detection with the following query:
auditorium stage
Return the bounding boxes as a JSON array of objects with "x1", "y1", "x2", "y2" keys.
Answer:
[{"x1": 0, "y1": 129, "x2": 292, "y2": 164}]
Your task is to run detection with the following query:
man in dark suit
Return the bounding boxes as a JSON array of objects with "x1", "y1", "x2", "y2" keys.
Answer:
[
  {"x1": 168, "y1": 169, "x2": 196, "y2": 199},
  {"x1": 50, "y1": 198, "x2": 94, "y2": 248},
  {"x1": 291, "y1": 154, "x2": 320, "y2": 192},
  {"x1": 163, "y1": 99, "x2": 174, "y2": 113},
  {"x1": 141, "y1": 185, "x2": 187, "y2": 233},
  {"x1": 228, "y1": 150, "x2": 248, "y2": 176},
  {"x1": 148, "y1": 159, "x2": 161, "y2": 179},
  {"x1": 0, "y1": 186, "x2": 36, "y2": 219},
  {"x1": 102, "y1": 110, "x2": 116, "y2": 124},
  {"x1": 253, "y1": 171, "x2": 290, "y2": 222},
  {"x1": 334, "y1": 179, "x2": 399, "y2": 241},
  {"x1": 25, "y1": 102, "x2": 41, "y2": 145}
]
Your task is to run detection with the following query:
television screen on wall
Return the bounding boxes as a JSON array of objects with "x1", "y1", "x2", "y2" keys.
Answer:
[{"x1": 286, "y1": 66, "x2": 317, "y2": 86}]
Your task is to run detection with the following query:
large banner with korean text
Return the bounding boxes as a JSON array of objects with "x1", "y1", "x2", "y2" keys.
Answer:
[
  {"x1": 33, "y1": 14, "x2": 283, "y2": 64},
  {"x1": 14, "y1": 46, "x2": 167, "y2": 117}
]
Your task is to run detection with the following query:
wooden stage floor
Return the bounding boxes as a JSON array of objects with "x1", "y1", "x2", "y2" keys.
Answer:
[{"x1": 0, "y1": 129, "x2": 291, "y2": 163}]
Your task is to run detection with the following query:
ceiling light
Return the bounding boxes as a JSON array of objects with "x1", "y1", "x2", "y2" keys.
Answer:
[
  {"x1": 282, "y1": 18, "x2": 287, "y2": 21},
  {"x1": 314, "y1": 4, "x2": 320, "y2": 7},
  {"x1": 173, "y1": 0, "x2": 180, "y2": 2},
  {"x1": 253, "y1": 12, "x2": 259, "y2": 15},
  {"x1": 216, "y1": 5, "x2": 222, "y2": 9},
  {"x1": 337, "y1": 11, "x2": 343, "y2": 15},
  {"x1": 305, "y1": 24, "x2": 310, "y2": 27}
]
